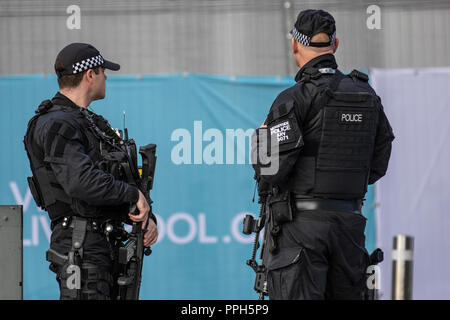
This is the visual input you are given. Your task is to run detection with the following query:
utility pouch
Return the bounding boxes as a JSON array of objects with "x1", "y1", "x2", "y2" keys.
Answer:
[
  {"x1": 268, "y1": 190, "x2": 293, "y2": 225},
  {"x1": 27, "y1": 176, "x2": 45, "y2": 209},
  {"x1": 96, "y1": 152, "x2": 128, "y2": 179}
]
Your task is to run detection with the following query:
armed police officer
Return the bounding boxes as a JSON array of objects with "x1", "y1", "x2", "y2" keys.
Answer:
[
  {"x1": 24, "y1": 43, "x2": 158, "y2": 299},
  {"x1": 252, "y1": 10, "x2": 394, "y2": 299}
]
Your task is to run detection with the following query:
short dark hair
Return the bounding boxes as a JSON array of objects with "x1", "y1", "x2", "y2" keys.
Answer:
[{"x1": 55, "y1": 60, "x2": 100, "y2": 89}]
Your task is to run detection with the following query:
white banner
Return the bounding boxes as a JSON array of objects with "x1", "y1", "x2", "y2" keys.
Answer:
[{"x1": 371, "y1": 67, "x2": 450, "y2": 299}]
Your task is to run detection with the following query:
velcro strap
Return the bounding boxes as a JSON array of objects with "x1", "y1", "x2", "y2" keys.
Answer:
[
  {"x1": 331, "y1": 92, "x2": 371, "y2": 103},
  {"x1": 46, "y1": 121, "x2": 77, "y2": 158},
  {"x1": 45, "y1": 122, "x2": 62, "y2": 156}
]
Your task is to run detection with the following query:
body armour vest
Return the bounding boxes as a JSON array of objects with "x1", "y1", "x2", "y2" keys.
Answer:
[
  {"x1": 24, "y1": 99, "x2": 132, "y2": 221},
  {"x1": 287, "y1": 70, "x2": 379, "y2": 200}
]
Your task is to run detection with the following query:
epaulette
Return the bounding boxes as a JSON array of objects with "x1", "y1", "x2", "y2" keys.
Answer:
[{"x1": 349, "y1": 69, "x2": 369, "y2": 82}]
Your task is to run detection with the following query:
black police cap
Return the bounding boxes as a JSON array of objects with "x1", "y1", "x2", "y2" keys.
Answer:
[
  {"x1": 55, "y1": 43, "x2": 120, "y2": 77},
  {"x1": 290, "y1": 9, "x2": 336, "y2": 47}
]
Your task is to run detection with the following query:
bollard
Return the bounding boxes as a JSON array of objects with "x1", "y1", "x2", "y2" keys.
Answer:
[{"x1": 391, "y1": 235, "x2": 414, "y2": 300}]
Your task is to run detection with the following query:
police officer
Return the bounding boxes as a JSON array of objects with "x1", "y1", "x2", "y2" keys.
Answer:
[
  {"x1": 253, "y1": 10, "x2": 394, "y2": 299},
  {"x1": 24, "y1": 43, "x2": 158, "y2": 299}
]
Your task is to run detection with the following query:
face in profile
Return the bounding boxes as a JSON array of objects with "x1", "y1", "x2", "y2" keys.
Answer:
[{"x1": 91, "y1": 67, "x2": 107, "y2": 101}]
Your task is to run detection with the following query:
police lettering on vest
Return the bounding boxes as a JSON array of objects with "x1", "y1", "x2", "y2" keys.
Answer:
[{"x1": 340, "y1": 112, "x2": 363, "y2": 123}]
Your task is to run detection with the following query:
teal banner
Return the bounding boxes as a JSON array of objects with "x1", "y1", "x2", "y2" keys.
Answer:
[{"x1": 0, "y1": 73, "x2": 375, "y2": 299}]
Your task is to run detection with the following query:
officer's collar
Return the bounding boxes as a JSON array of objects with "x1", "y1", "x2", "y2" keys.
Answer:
[
  {"x1": 295, "y1": 53, "x2": 338, "y2": 82},
  {"x1": 52, "y1": 92, "x2": 85, "y2": 111}
]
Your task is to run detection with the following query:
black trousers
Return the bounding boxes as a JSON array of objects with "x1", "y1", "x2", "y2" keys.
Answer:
[{"x1": 266, "y1": 209, "x2": 369, "y2": 300}]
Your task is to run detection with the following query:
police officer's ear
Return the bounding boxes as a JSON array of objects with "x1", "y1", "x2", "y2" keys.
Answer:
[
  {"x1": 85, "y1": 69, "x2": 95, "y2": 82},
  {"x1": 332, "y1": 38, "x2": 339, "y2": 53},
  {"x1": 291, "y1": 38, "x2": 300, "y2": 54},
  {"x1": 84, "y1": 68, "x2": 101, "y2": 85}
]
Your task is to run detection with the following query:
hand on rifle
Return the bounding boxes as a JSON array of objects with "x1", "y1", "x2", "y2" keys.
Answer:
[
  {"x1": 143, "y1": 218, "x2": 158, "y2": 247},
  {"x1": 128, "y1": 190, "x2": 158, "y2": 246}
]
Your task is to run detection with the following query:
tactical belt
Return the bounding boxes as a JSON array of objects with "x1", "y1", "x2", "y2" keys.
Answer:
[
  {"x1": 52, "y1": 216, "x2": 128, "y2": 246},
  {"x1": 52, "y1": 216, "x2": 99, "y2": 232},
  {"x1": 294, "y1": 198, "x2": 361, "y2": 214}
]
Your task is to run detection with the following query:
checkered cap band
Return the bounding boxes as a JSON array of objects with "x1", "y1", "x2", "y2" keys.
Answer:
[
  {"x1": 291, "y1": 27, "x2": 311, "y2": 46},
  {"x1": 292, "y1": 27, "x2": 336, "y2": 47},
  {"x1": 72, "y1": 54, "x2": 104, "y2": 74}
]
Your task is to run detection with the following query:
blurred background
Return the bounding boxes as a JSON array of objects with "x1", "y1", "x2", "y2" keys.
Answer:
[
  {"x1": 1, "y1": 0, "x2": 449, "y2": 75},
  {"x1": 0, "y1": 0, "x2": 449, "y2": 300}
]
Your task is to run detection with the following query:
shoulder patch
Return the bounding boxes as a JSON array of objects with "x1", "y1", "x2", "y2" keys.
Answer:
[
  {"x1": 266, "y1": 100, "x2": 302, "y2": 147},
  {"x1": 270, "y1": 120, "x2": 293, "y2": 144}
]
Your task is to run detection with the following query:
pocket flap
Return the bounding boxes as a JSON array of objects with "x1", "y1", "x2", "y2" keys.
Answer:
[{"x1": 267, "y1": 246, "x2": 303, "y2": 271}]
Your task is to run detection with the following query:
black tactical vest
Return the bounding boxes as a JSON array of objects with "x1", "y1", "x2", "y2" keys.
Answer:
[
  {"x1": 24, "y1": 100, "x2": 131, "y2": 221},
  {"x1": 288, "y1": 69, "x2": 379, "y2": 200}
]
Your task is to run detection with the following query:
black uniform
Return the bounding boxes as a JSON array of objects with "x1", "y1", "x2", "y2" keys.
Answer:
[
  {"x1": 252, "y1": 10, "x2": 394, "y2": 299},
  {"x1": 24, "y1": 43, "x2": 157, "y2": 300},
  {"x1": 24, "y1": 92, "x2": 144, "y2": 299}
]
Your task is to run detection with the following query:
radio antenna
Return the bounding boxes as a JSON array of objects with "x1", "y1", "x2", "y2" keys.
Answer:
[{"x1": 123, "y1": 110, "x2": 129, "y2": 140}]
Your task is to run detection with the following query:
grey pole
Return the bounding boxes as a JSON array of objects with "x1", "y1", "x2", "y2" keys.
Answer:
[{"x1": 391, "y1": 234, "x2": 414, "y2": 300}]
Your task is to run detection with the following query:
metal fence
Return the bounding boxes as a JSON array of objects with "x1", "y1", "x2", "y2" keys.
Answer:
[{"x1": 1, "y1": 0, "x2": 449, "y2": 76}]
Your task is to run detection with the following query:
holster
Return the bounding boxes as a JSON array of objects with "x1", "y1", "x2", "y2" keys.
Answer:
[
  {"x1": 268, "y1": 189, "x2": 293, "y2": 225},
  {"x1": 46, "y1": 217, "x2": 88, "y2": 300},
  {"x1": 265, "y1": 188, "x2": 294, "y2": 254}
]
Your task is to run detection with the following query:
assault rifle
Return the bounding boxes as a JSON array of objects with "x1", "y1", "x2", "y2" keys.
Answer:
[
  {"x1": 243, "y1": 178, "x2": 272, "y2": 300},
  {"x1": 116, "y1": 125, "x2": 157, "y2": 300}
]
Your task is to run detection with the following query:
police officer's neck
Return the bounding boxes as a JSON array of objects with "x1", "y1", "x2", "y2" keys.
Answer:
[
  {"x1": 59, "y1": 87, "x2": 92, "y2": 109},
  {"x1": 296, "y1": 50, "x2": 335, "y2": 69},
  {"x1": 293, "y1": 37, "x2": 338, "y2": 69}
]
